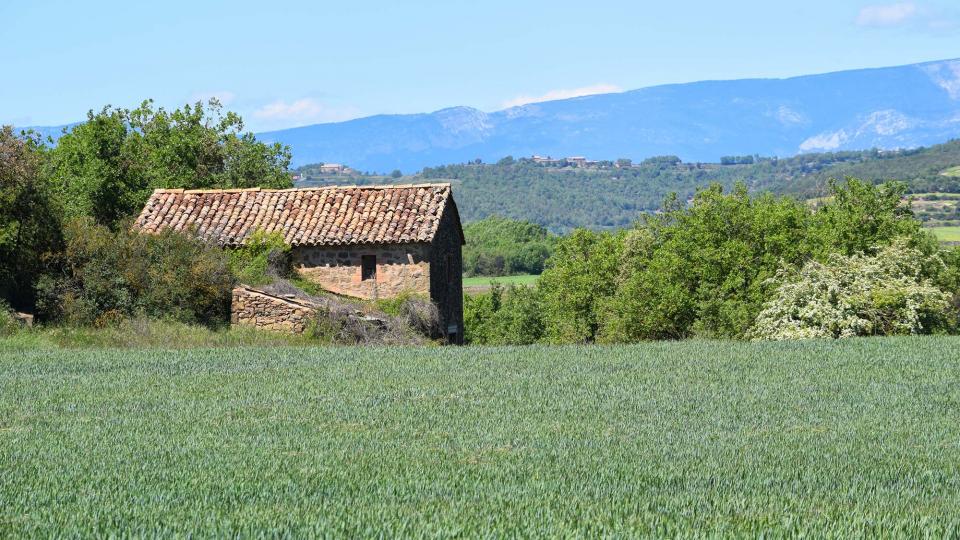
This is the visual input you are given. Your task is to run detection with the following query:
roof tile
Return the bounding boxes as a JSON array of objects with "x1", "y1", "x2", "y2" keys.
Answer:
[{"x1": 133, "y1": 184, "x2": 454, "y2": 247}]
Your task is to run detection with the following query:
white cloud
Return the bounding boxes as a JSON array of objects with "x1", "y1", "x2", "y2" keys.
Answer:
[
  {"x1": 855, "y1": 3, "x2": 917, "y2": 26},
  {"x1": 189, "y1": 90, "x2": 236, "y2": 106},
  {"x1": 500, "y1": 84, "x2": 622, "y2": 109},
  {"x1": 251, "y1": 98, "x2": 361, "y2": 129}
]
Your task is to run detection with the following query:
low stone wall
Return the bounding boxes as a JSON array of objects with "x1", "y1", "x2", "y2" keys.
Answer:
[{"x1": 231, "y1": 286, "x2": 320, "y2": 334}]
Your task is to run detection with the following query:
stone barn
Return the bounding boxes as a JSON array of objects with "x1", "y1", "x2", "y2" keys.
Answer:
[{"x1": 133, "y1": 183, "x2": 465, "y2": 343}]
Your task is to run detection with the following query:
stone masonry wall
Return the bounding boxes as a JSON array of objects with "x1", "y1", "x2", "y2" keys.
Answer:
[
  {"x1": 231, "y1": 286, "x2": 319, "y2": 334},
  {"x1": 293, "y1": 243, "x2": 430, "y2": 300},
  {"x1": 429, "y1": 201, "x2": 464, "y2": 344}
]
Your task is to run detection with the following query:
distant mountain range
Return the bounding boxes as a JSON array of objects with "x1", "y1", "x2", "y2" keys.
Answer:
[
  {"x1": 15, "y1": 123, "x2": 79, "y2": 142},
  {"x1": 16, "y1": 59, "x2": 960, "y2": 172},
  {"x1": 258, "y1": 58, "x2": 960, "y2": 171}
]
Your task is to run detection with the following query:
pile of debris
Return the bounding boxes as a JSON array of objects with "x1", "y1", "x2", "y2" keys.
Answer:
[{"x1": 236, "y1": 278, "x2": 440, "y2": 345}]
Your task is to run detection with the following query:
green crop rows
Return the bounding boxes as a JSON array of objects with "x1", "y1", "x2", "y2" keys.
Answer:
[{"x1": 3, "y1": 338, "x2": 960, "y2": 536}]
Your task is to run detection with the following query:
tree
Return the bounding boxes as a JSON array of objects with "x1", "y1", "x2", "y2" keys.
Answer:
[
  {"x1": 462, "y1": 216, "x2": 556, "y2": 276},
  {"x1": 0, "y1": 127, "x2": 62, "y2": 310},
  {"x1": 538, "y1": 229, "x2": 624, "y2": 343},
  {"x1": 48, "y1": 99, "x2": 292, "y2": 228},
  {"x1": 390, "y1": 169, "x2": 403, "y2": 178},
  {"x1": 601, "y1": 183, "x2": 813, "y2": 341},
  {"x1": 810, "y1": 178, "x2": 935, "y2": 258}
]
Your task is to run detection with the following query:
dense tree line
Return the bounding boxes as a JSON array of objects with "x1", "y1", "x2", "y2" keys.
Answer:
[
  {"x1": 418, "y1": 141, "x2": 960, "y2": 232},
  {"x1": 462, "y1": 217, "x2": 556, "y2": 276},
  {"x1": 465, "y1": 180, "x2": 960, "y2": 344},
  {"x1": 1, "y1": 100, "x2": 291, "y2": 318}
]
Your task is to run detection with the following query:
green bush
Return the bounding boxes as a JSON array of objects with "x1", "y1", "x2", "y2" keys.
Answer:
[
  {"x1": 533, "y1": 179, "x2": 947, "y2": 343},
  {"x1": 229, "y1": 230, "x2": 291, "y2": 286},
  {"x1": 36, "y1": 218, "x2": 233, "y2": 326},
  {"x1": 751, "y1": 240, "x2": 952, "y2": 340},
  {"x1": 0, "y1": 300, "x2": 19, "y2": 337},
  {"x1": 464, "y1": 284, "x2": 544, "y2": 345}
]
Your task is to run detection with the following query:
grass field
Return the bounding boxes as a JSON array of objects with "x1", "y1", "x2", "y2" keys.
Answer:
[
  {"x1": 941, "y1": 165, "x2": 960, "y2": 177},
  {"x1": 3, "y1": 338, "x2": 960, "y2": 536},
  {"x1": 929, "y1": 225, "x2": 960, "y2": 243},
  {"x1": 462, "y1": 274, "x2": 539, "y2": 292}
]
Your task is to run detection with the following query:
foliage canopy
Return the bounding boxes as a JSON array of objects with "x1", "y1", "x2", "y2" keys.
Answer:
[{"x1": 47, "y1": 99, "x2": 292, "y2": 227}]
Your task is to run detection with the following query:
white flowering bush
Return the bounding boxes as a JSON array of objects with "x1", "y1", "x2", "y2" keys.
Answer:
[{"x1": 751, "y1": 240, "x2": 952, "y2": 340}]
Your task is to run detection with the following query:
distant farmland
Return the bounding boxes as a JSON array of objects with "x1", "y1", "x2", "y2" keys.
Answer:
[
  {"x1": 3, "y1": 338, "x2": 960, "y2": 536},
  {"x1": 930, "y1": 225, "x2": 960, "y2": 243},
  {"x1": 462, "y1": 274, "x2": 539, "y2": 293}
]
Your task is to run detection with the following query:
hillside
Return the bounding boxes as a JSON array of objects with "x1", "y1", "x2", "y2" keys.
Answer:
[
  {"x1": 298, "y1": 139, "x2": 960, "y2": 232},
  {"x1": 262, "y1": 59, "x2": 960, "y2": 171}
]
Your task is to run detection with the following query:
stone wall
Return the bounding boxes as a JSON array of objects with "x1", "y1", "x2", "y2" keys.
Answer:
[
  {"x1": 231, "y1": 286, "x2": 319, "y2": 334},
  {"x1": 293, "y1": 243, "x2": 430, "y2": 300},
  {"x1": 429, "y1": 200, "x2": 465, "y2": 344}
]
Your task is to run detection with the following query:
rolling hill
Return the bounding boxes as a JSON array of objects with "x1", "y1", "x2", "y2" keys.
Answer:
[{"x1": 298, "y1": 139, "x2": 960, "y2": 232}]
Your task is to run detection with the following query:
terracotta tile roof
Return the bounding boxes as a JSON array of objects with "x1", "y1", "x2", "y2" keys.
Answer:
[{"x1": 133, "y1": 183, "x2": 456, "y2": 247}]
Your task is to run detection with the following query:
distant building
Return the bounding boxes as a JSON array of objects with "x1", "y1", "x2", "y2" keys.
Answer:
[
  {"x1": 319, "y1": 163, "x2": 347, "y2": 175},
  {"x1": 532, "y1": 155, "x2": 603, "y2": 168},
  {"x1": 532, "y1": 155, "x2": 563, "y2": 166}
]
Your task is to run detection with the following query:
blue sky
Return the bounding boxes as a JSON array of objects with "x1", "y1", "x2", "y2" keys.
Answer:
[{"x1": 2, "y1": 0, "x2": 958, "y2": 131}]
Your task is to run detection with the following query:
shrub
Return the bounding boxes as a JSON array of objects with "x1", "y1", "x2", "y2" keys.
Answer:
[
  {"x1": 750, "y1": 240, "x2": 952, "y2": 340},
  {"x1": 303, "y1": 301, "x2": 430, "y2": 346},
  {"x1": 0, "y1": 300, "x2": 19, "y2": 336},
  {"x1": 229, "y1": 230, "x2": 291, "y2": 286},
  {"x1": 375, "y1": 291, "x2": 441, "y2": 338},
  {"x1": 401, "y1": 299, "x2": 441, "y2": 338},
  {"x1": 36, "y1": 218, "x2": 233, "y2": 326},
  {"x1": 464, "y1": 284, "x2": 544, "y2": 345},
  {"x1": 535, "y1": 179, "x2": 945, "y2": 343}
]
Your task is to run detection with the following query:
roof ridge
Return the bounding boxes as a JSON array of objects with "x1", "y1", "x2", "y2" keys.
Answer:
[{"x1": 152, "y1": 182, "x2": 451, "y2": 195}]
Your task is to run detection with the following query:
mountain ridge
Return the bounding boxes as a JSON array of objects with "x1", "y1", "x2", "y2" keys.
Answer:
[
  {"x1": 14, "y1": 58, "x2": 960, "y2": 172},
  {"x1": 257, "y1": 58, "x2": 960, "y2": 171}
]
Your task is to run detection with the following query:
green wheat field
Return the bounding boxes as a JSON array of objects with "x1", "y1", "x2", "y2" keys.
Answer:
[{"x1": 3, "y1": 338, "x2": 960, "y2": 536}]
